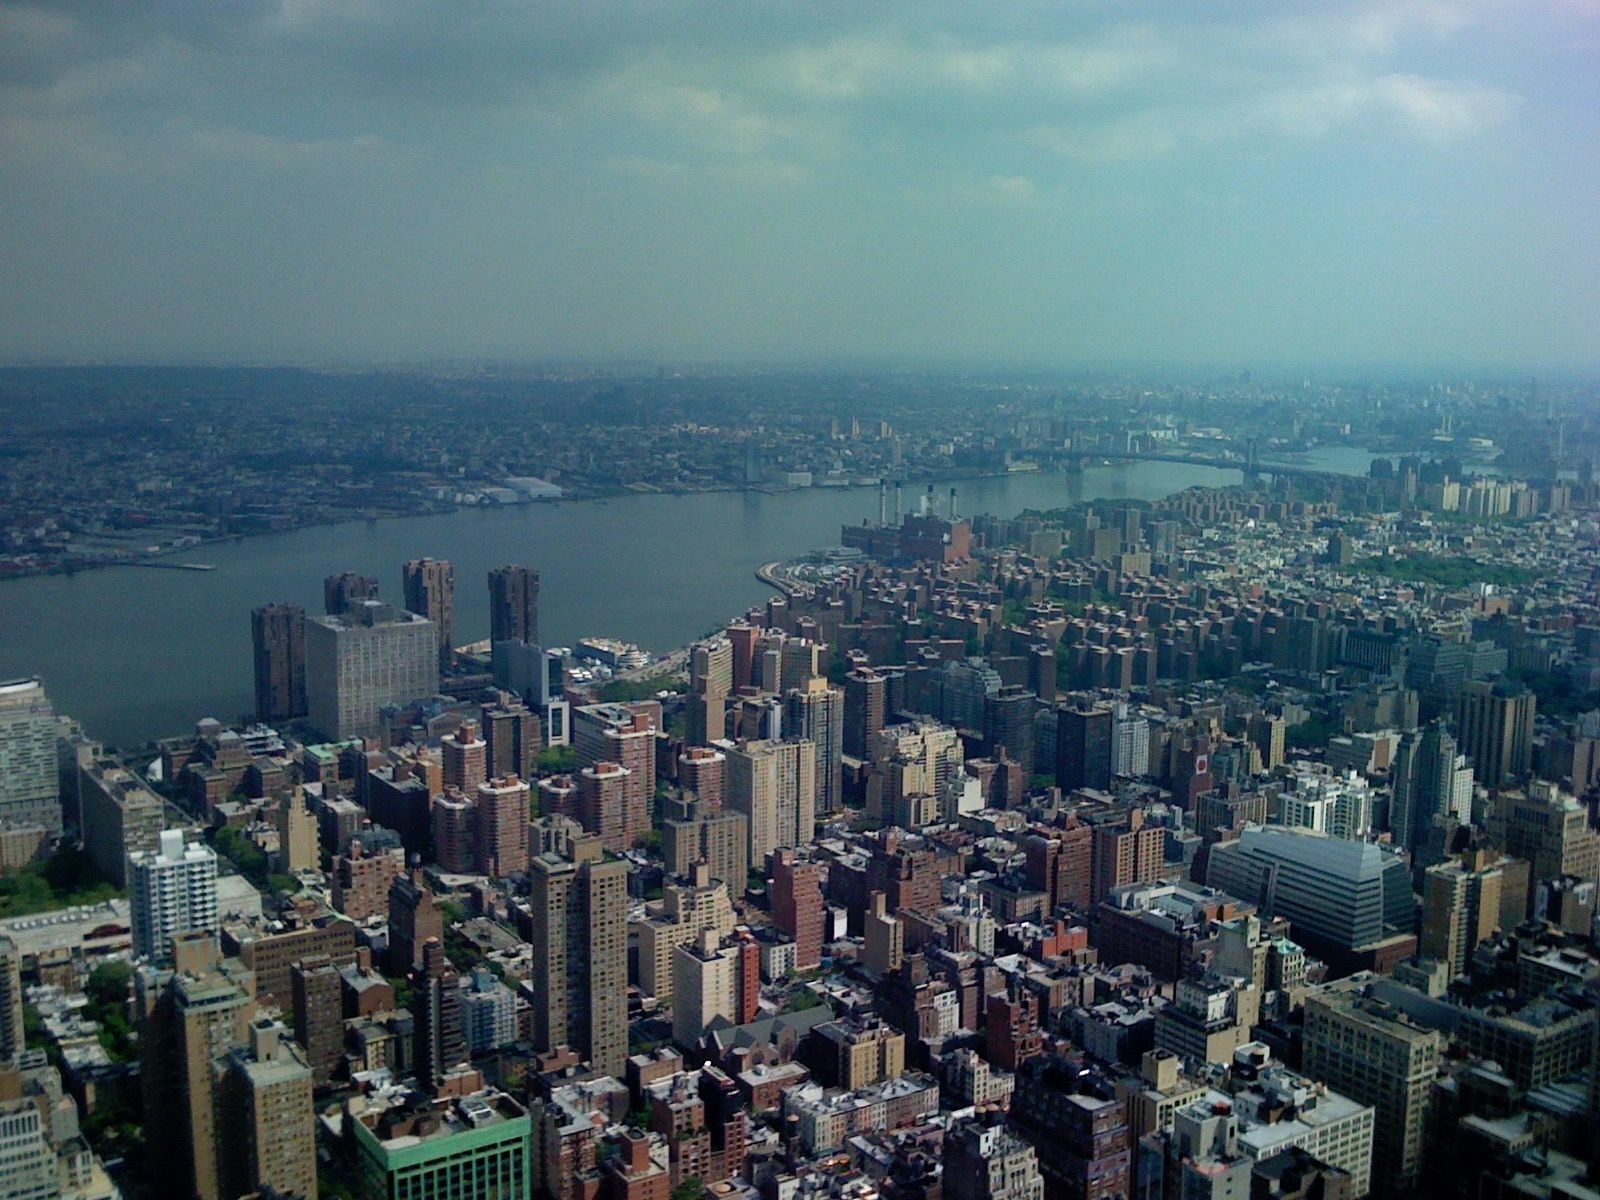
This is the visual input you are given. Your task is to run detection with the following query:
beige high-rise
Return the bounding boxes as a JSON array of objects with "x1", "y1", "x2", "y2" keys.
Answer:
[
  {"x1": 1303, "y1": 976, "x2": 1443, "y2": 1195},
  {"x1": 528, "y1": 836, "x2": 628, "y2": 1077},
  {"x1": 1421, "y1": 852, "x2": 1503, "y2": 976},
  {"x1": 138, "y1": 933, "x2": 259, "y2": 1200},
  {"x1": 726, "y1": 738, "x2": 816, "y2": 865},
  {"x1": 224, "y1": 1019, "x2": 318, "y2": 1200}
]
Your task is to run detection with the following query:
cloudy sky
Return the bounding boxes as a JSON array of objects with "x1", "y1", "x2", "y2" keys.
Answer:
[{"x1": 0, "y1": 1, "x2": 1595, "y2": 370}]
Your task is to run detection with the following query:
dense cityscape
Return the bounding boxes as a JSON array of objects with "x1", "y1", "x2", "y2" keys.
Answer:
[
  {"x1": 1, "y1": 366, "x2": 1591, "y2": 579},
  {"x1": 3, "y1": 2, "x2": 1597, "y2": 1200},
  {"x1": 1, "y1": 375, "x2": 1598, "y2": 1200}
]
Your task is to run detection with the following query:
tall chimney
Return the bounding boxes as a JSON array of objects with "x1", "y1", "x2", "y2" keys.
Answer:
[
  {"x1": 879, "y1": 482, "x2": 887, "y2": 526},
  {"x1": 949, "y1": 487, "x2": 957, "y2": 521},
  {"x1": 894, "y1": 481, "x2": 903, "y2": 525}
]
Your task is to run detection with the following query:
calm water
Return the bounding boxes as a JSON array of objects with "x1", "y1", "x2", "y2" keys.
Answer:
[{"x1": 3, "y1": 456, "x2": 1370, "y2": 747}]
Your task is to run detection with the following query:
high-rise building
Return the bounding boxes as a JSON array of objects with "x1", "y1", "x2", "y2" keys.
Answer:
[
  {"x1": 1486, "y1": 780, "x2": 1600, "y2": 903},
  {"x1": 290, "y1": 956, "x2": 344, "y2": 1085},
  {"x1": 769, "y1": 849, "x2": 824, "y2": 970},
  {"x1": 1057, "y1": 702, "x2": 1113, "y2": 792},
  {"x1": 222, "y1": 1018, "x2": 318, "y2": 1200},
  {"x1": 661, "y1": 795, "x2": 748, "y2": 892},
  {"x1": 1457, "y1": 680, "x2": 1535, "y2": 789},
  {"x1": 1247, "y1": 712, "x2": 1286, "y2": 773},
  {"x1": 631, "y1": 863, "x2": 737, "y2": 1004},
  {"x1": 304, "y1": 602, "x2": 438, "y2": 742},
  {"x1": 413, "y1": 937, "x2": 466, "y2": 1091},
  {"x1": 1302, "y1": 976, "x2": 1443, "y2": 1195},
  {"x1": 576, "y1": 761, "x2": 633, "y2": 853},
  {"x1": 844, "y1": 667, "x2": 888, "y2": 759},
  {"x1": 1113, "y1": 703, "x2": 1151, "y2": 777},
  {"x1": 677, "y1": 746, "x2": 726, "y2": 811},
  {"x1": 323, "y1": 571, "x2": 378, "y2": 615},
  {"x1": 0, "y1": 937, "x2": 22, "y2": 1063},
  {"x1": 784, "y1": 678, "x2": 844, "y2": 815},
  {"x1": 139, "y1": 934, "x2": 258, "y2": 1200},
  {"x1": 130, "y1": 829, "x2": 219, "y2": 965},
  {"x1": 1206, "y1": 825, "x2": 1417, "y2": 975},
  {"x1": 79, "y1": 760, "x2": 165, "y2": 888},
  {"x1": 944, "y1": 1114, "x2": 1045, "y2": 1200},
  {"x1": 672, "y1": 929, "x2": 743, "y2": 1049},
  {"x1": 250, "y1": 602, "x2": 307, "y2": 723},
  {"x1": 1090, "y1": 811, "x2": 1165, "y2": 903},
  {"x1": 461, "y1": 966, "x2": 519, "y2": 1053},
  {"x1": 388, "y1": 869, "x2": 444, "y2": 975},
  {"x1": 274, "y1": 790, "x2": 319, "y2": 873},
  {"x1": 528, "y1": 835, "x2": 628, "y2": 1077},
  {"x1": 441, "y1": 719, "x2": 487, "y2": 794},
  {"x1": 1389, "y1": 720, "x2": 1466, "y2": 853},
  {"x1": 862, "y1": 891, "x2": 904, "y2": 975},
  {"x1": 482, "y1": 692, "x2": 539, "y2": 782},
  {"x1": 475, "y1": 776, "x2": 530, "y2": 877},
  {"x1": 572, "y1": 703, "x2": 657, "y2": 852},
  {"x1": 403, "y1": 557, "x2": 455, "y2": 672},
  {"x1": 0, "y1": 678, "x2": 60, "y2": 840},
  {"x1": 689, "y1": 637, "x2": 734, "y2": 746},
  {"x1": 983, "y1": 685, "x2": 1036, "y2": 777},
  {"x1": 1009, "y1": 1057, "x2": 1130, "y2": 1200},
  {"x1": 726, "y1": 738, "x2": 816, "y2": 865},
  {"x1": 349, "y1": 1087, "x2": 530, "y2": 1200},
  {"x1": 488, "y1": 563, "x2": 541, "y2": 645},
  {"x1": 0, "y1": 1095, "x2": 59, "y2": 1200},
  {"x1": 1421, "y1": 850, "x2": 1503, "y2": 976}
]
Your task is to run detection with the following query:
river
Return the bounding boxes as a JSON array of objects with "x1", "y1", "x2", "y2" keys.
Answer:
[{"x1": 0, "y1": 450, "x2": 1371, "y2": 747}]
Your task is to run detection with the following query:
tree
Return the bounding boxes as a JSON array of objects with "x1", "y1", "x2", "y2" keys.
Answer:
[{"x1": 672, "y1": 1180, "x2": 706, "y2": 1200}]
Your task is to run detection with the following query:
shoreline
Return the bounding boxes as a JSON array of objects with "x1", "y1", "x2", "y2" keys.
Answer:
[{"x1": 0, "y1": 466, "x2": 1064, "y2": 585}]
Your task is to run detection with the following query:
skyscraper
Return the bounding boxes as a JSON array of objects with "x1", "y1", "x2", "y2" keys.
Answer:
[
  {"x1": 982, "y1": 685, "x2": 1036, "y2": 776},
  {"x1": 783, "y1": 678, "x2": 844, "y2": 815},
  {"x1": 482, "y1": 692, "x2": 539, "y2": 781},
  {"x1": 250, "y1": 602, "x2": 307, "y2": 723},
  {"x1": 689, "y1": 636, "x2": 734, "y2": 746},
  {"x1": 1421, "y1": 851, "x2": 1503, "y2": 976},
  {"x1": 844, "y1": 667, "x2": 887, "y2": 758},
  {"x1": 441, "y1": 719, "x2": 487, "y2": 793},
  {"x1": 576, "y1": 762, "x2": 632, "y2": 853},
  {"x1": 572, "y1": 703, "x2": 657, "y2": 851},
  {"x1": 222, "y1": 1019, "x2": 318, "y2": 1200},
  {"x1": 1057, "y1": 702, "x2": 1113, "y2": 792},
  {"x1": 488, "y1": 563, "x2": 540, "y2": 645},
  {"x1": 323, "y1": 571, "x2": 378, "y2": 616},
  {"x1": 139, "y1": 934, "x2": 258, "y2": 1200},
  {"x1": 1206, "y1": 826, "x2": 1417, "y2": 974},
  {"x1": 1303, "y1": 976, "x2": 1443, "y2": 1195},
  {"x1": 304, "y1": 601, "x2": 438, "y2": 741},
  {"x1": 769, "y1": 849, "x2": 824, "y2": 970},
  {"x1": 528, "y1": 835, "x2": 628, "y2": 1077},
  {"x1": 413, "y1": 937, "x2": 466, "y2": 1091},
  {"x1": 1389, "y1": 720, "x2": 1462, "y2": 853},
  {"x1": 0, "y1": 678, "x2": 60, "y2": 839},
  {"x1": 403, "y1": 557, "x2": 455, "y2": 672},
  {"x1": 130, "y1": 829, "x2": 220, "y2": 965},
  {"x1": 1457, "y1": 680, "x2": 1535, "y2": 788},
  {"x1": 726, "y1": 738, "x2": 817, "y2": 865},
  {"x1": 475, "y1": 776, "x2": 530, "y2": 877}
]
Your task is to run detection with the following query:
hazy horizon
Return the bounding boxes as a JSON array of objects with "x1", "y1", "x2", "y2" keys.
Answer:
[{"x1": 2, "y1": 1, "x2": 1596, "y2": 371}]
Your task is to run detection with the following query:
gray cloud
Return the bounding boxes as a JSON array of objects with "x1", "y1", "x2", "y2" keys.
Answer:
[{"x1": 0, "y1": 0, "x2": 1594, "y2": 367}]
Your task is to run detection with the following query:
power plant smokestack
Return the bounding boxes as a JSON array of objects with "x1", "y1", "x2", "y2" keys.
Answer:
[
  {"x1": 894, "y1": 481, "x2": 903, "y2": 525},
  {"x1": 949, "y1": 487, "x2": 957, "y2": 521},
  {"x1": 878, "y1": 482, "x2": 887, "y2": 526}
]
